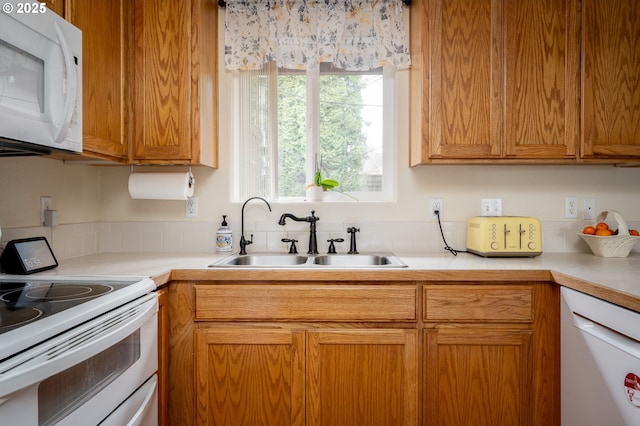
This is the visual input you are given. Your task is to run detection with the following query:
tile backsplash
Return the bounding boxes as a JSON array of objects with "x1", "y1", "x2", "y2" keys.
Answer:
[{"x1": 3, "y1": 219, "x2": 638, "y2": 261}]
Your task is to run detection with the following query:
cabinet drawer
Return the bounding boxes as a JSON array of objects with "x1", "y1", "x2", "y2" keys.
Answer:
[
  {"x1": 195, "y1": 284, "x2": 417, "y2": 322},
  {"x1": 424, "y1": 285, "x2": 533, "y2": 322}
]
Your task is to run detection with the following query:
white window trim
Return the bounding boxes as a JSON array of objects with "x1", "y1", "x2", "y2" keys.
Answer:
[
  {"x1": 221, "y1": 21, "x2": 403, "y2": 204},
  {"x1": 228, "y1": 66, "x2": 397, "y2": 203}
]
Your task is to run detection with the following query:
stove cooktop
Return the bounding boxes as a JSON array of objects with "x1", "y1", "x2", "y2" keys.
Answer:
[{"x1": 0, "y1": 275, "x2": 155, "y2": 361}]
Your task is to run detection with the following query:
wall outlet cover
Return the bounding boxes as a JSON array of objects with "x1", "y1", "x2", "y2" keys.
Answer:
[
  {"x1": 186, "y1": 196, "x2": 198, "y2": 218},
  {"x1": 481, "y1": 198, "x2": 502, "y2": 216}
]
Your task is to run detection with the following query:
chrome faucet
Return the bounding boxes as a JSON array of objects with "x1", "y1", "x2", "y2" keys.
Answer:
[
  {"x1": 239, "y1": 196, "x2": 272, "y2": 255},
  {"x1": 278, "y1": 210, "x2": 320, "y2": 254}
]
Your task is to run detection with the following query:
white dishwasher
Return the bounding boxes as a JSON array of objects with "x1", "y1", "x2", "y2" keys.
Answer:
[{"x1": 561, "y1": 287, "x2": 640, "y2": 425}]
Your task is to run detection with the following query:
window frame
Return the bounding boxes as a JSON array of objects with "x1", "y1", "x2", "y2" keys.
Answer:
[{"x1": 229, "y1": 64, "x2": 397, "y2": 203}]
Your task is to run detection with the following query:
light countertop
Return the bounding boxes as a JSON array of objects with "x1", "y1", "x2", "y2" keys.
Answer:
[{"x1": 20, "y1": 251, "x2": 640, "y2": 313}]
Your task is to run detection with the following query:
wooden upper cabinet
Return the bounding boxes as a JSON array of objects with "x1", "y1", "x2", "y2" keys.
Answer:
[
  {"x1": 65, "y1": 0, "x2": 129, "y2": 162},
  {"x1": 43, "y1": 0, "x2": 64, "y2": 16},
  {"x1": 503, "y1": 0, "x2": 579, "y2": 159},
  {"x1": 131, "y1": 0, "x2": 218, "y2": 167},
  {"x1": 581, "y1": 0, "x2": 640, "y2": 161},
  {"x1": 410, "y1": 0, "x2": 579, "y2": 164}
]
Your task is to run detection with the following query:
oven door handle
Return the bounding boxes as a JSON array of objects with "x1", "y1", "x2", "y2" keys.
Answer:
[
  {"x1": 0, "y1": 293, "x2": 158, "y2": 398},
  {"x1": 99, "y1": 374, "x2": 158, "y2": 426}
]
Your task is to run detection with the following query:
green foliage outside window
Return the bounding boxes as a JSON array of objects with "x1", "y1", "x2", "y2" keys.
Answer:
[{"x1": 277, "y1": 73, "x2": 369, "y2": 197}]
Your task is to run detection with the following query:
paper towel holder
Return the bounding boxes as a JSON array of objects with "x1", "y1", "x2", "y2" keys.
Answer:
[{"x1": 129, "y1": 165, "x2": 195, "y2": 189}]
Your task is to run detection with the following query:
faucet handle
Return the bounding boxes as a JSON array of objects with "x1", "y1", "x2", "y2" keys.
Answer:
[
  {"x1": 327, "y1": 238, "x2": 344, "y2": 254},
  {"x1": 347, "y1": 227, "x2": 360, "y2": 254},
  {"x1": 281, "y1": 238, "x2": 299, "y2": 254}
]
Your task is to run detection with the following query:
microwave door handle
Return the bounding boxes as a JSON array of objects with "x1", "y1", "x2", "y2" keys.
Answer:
[{"x1": 52, "y1": 22, "x2": 77, "y2": 144}]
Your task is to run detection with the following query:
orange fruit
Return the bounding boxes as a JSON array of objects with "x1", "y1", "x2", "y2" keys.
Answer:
[
  {"x1": 595, "y1": 228, "x2": 614, "y2": 236},
  {"x1": 595, "y1": 222, "x2": 609, "y2": 231},
  {"x1": 582, "y1": 226, "x2": 596, "y2": 235},
  {"x1": 630, "y1": 229, "x2": 639, "y2": 236}
]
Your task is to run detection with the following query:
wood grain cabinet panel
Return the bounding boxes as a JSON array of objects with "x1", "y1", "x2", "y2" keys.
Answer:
[
  {"x1": 307, "y1": 329, "x2": 418, "y2": 426},
  {"x1": 424, "y1": 328, "x2": 533, "y2": 426},
  {"x1": 424, "y1": 285, "x2": 533, "y2": 322},
  {"x1": 195, "y1": 328, "x2": 305, "y2": 426},
  {"x1": 410, "y1": 0, "x2": 579, "y2": 164},
  {"x1": 65, "y1": 0, "x2": 130, "y2": 162},
  {"x1": 43, "y1": 0, "x2": 64, "y2": 16},
  {"x1": 131, "y1": 0, "x2": 218, "y2": 166},
  {"x1": 581, "y1": 0, "x2": 640, "y2": 160},
  {"x1": 195, "y1": 284, "x2": 417, "y2": 322}
]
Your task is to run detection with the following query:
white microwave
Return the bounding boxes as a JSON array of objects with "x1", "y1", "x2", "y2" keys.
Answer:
[{"x1": 0, "y1": 1, "x2": 82, "y2": 156}]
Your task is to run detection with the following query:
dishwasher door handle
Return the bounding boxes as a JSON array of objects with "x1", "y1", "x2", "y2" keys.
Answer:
[{"x1": 573, "y1": 312, "x2": 640, "y2": 360}]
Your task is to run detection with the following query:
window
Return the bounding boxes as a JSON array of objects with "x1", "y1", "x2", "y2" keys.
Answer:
[{"x1": 233, "y1": 62, "x2": 396, "y2": 202}]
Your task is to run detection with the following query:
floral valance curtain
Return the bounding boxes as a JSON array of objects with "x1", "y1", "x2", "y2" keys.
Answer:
[{"x1": 224, "y1": 0, "x2": 411, "y2": 71}]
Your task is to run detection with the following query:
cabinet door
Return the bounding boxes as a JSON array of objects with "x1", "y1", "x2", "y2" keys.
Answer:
[
  {"x1": 581, "y1": 0, "x2": 640, "y2": 159},
  {"x1": 410, "y1": 0, "x2": 578, "y2": 163},
  {"x1": 66, "y1": 0, "x2": 129, "y2": 161},
  {"x1": 425, "y1": 0, "x2": 502, "y2": 160},
  {"x1": 132, "y1": 0, "x2": 193, "y2": 163},
  {"x1": 307, "y1": 329, "x2": 418, "y2": 426},
  {"x1": 424, "y1": 328, "x2": 533, "y2": 426},
  {"x1": 195, "y1": 328, "x2": 305, "y2": 426},
  {"x1": 503, "y1": 0, "x2": 579, "y2": 159}
]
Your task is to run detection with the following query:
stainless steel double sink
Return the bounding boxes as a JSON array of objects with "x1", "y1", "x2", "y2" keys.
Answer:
[{"x1": 209, "y1": 253, "x2": 407, "y2": 268}]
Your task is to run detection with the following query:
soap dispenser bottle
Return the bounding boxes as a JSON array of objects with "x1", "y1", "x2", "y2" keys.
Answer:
[{"x1": 216, "y1": 215, "x2": 233, "y2": 252}]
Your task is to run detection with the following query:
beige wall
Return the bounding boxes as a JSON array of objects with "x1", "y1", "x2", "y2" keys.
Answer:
[
  {"x1": 1, "y1": 151, "x2": 639, "y2": 231},
  {"x1": 0, "y1": 157, "x2": 101, "y2": 228},
  {"x1": 99, "y1": 163, "x2": 640, "y2": 224}
]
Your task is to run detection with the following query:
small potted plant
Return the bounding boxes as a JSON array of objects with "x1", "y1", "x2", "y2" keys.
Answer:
[
  {"x1": 305, "y1": 156, "x2": 338, "y2": 201},
  {"x1": 305, "y1": 168, "x2": 339, "y2": 201}
]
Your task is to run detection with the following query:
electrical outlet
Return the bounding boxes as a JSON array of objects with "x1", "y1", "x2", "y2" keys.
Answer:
[
  {"x1": 40, "y1": 196, "x2": 52, "y2": 224},
  {"x1": 583, "y1": 198, "x2": 596, "y2": 220},
  {"x1": 481, "y1": 198, "x2": 502, "y2": 216},
  {"x1": 565, "y1": 197, "x2": 578, "y2": 218},
  {"x1": 429, "y1": 198, "x2": 443, "y2": 219},
  {"x1": 186, "y1": 196, "x2": 198, "y2": 218}
]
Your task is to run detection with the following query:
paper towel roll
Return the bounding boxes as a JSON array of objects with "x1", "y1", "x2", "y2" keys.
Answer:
[{"x1": 128, "y1": 171, "x2": 195, "y2": 200}]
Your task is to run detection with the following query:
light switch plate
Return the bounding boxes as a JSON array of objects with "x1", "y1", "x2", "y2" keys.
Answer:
[{"x1": 481, "y1": 198, "x2": 502, "y2": 216}]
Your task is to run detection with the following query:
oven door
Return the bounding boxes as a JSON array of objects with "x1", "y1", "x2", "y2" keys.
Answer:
[{"x1": 0, "y1": 293, "x2": 158, "y2": 425}]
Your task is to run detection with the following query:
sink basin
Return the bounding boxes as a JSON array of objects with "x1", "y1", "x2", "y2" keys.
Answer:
[
  {"x1": 209, "y1": 253, "x2": 407, "y2": 268},
  {"x1": 312, "y1": 254, "x2": 407, "y2": 268},
  {"x1": 210, "y1": 254, "x2": 308, "y2": 267}
]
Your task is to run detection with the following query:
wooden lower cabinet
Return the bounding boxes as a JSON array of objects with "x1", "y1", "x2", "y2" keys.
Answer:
[
  {"x1": 195, "y1": 327, "x2": 418, "y2": 426},
  {"x1": 169, "y1": 280, "x2": 558, "y2": 425},
  {"x1": 422, "y1": 283, "x2": 559, "y2": 426},
  {"x1": 307, "y1": 329, "x2": 417, "y2": 426},
  {"x1": 424, "y1": 328, "x2": 533, "y2": 426},
  {"x1": 195, "y1": 328, "x2": 305, "y2": 425}
]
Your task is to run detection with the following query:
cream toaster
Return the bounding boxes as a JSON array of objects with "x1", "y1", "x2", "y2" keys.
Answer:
[{"x1": 466, "y1": 216, "x2": 542, "y2": 257}]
